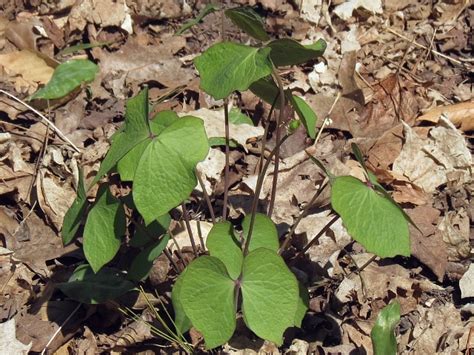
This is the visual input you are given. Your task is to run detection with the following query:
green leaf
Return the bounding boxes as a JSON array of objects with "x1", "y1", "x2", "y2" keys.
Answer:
[
  {"x1": 371, "y1": 301, "x2": 400, "y2": 355},
  {"x1": 91, "y1": 89, "x2": 151, "y2": 186},
  {"x1": 249, "y1": 76, "x2": 279, "y2": 106},
  {"x1": 229, "y1": 107, "x2": 254, "y2": 125},
  {"x1": 133, "y1": 116, "x2": 208, "y2": 224},
  {"x1": 208, "y1": 137, "x2": 239, "y2": 148},
  {"x1": 117, "y1": 110, "x2": 178, "y2": 181},
  {"x1": 172, "y1": 269, "x2": 192, "y2": 334},
  {"x1": 225, "y1": 7, "x2": 270, "y2": 41},
  {"x1": 83, "y1": 186, "x2": 126, "y2": 272},
  {"x1": 290, "y1": 95, "x2": 317, "y2": 139},
  {"x1": 242, "y1": 213, "x2": 279, "y2": 252},
  {"x1": 206, "y1": 221, "x2": 243, "y2": 280},
  {"x1": 130, "y1": 214, "x2": 171, "y2": 248},
  {"x1": 30, "y1": 59, "x2": 98, "y2": 100},
  {"x1": 241, "y1": 248, "x2": 298, "y2": 345},
  {"x1": 194, "y1": 42, "x2": 273, "y2": 100},
  {"x1": 306, "y1": 153, "x2": 336, "y2": 182},
  {"x1": 175, "y1": 3, "x2": 219, "y2": 35},
  {"x1": 57, "y1": 264, "x2": 134, "y2": 304},
  {"x1": 58, "y1": 41, "x2": 113, "y2": 56},
  {"x1": 250, "y1": 76, "x2": 280, "y2": 108},
  {"x1": 331, "y1": 176, "x2": 410, "y2": 257},
  {"x1": 267, "y1": 38, "x2": 326, "y2": 67},
  {"x1": 294, "y1": 282, "x2": 309, "y2": 327},
  {"x1": 62, "y1": 168, "x2": 87, "y2": 245},
  {"x1": 180, "y1": 256, "x2": 236, "y2": 349},
  {"x1": 128, "y1": 234, "x2": 170, "y2": 281}
]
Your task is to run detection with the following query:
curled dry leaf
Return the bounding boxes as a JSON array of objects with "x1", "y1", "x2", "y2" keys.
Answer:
[
  {"x1": 459, "y1": 263, "x2": 474, "y2": 299},
  {"x1": 36, "y1": 168, "x2": 76, "y2": 230},
  {"x1": 416, "y1": 100, "x2": 474, "y2": 132}
]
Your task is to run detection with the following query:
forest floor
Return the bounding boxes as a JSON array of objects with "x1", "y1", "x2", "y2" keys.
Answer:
[{"x1": 0, "y1": 0, "x2": 472, "y2": 354}]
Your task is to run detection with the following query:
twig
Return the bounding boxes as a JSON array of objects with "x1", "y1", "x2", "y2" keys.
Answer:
[
  {"x1": 196, "y1": 169, "x2": 216, "y2": 224},
  {"x1": 385, "y1": 28, "x2": 463, "y2": 66},
  {"x1": 0, "y1": 89, "x2": 81, "y2": 153},
  {"x1": 181, "y1": 203, "x2": 198, "y2": 257}
]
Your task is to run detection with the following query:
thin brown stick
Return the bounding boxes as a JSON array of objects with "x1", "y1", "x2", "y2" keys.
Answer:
[
  {"x1": 0, "y1": 89, "x2": 80, "y2": 152},
  {"x1": 385, "y1": 27, "x2": 463, "y2": 66},
  {"x1": 181, "y1": 202, "x2": 198, "y2": 257},
  {"x1": 164, "y1": 248, "x2": 180, "y2": 273},
  {"x1": 256, "y1": 93, "x2": 279, "y2": 175},
  {"x1": 168, "y1": 230, "x2": 187, "y2": 268},
  {"x1": 196, "y1": 169, "x2": 216, "y2": 224}
]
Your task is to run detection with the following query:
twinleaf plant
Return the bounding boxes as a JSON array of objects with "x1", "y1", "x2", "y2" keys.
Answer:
[
  {"x1": 56, "y1": 4, "x2": 414, "y2": 352},
  {"x1": 173, "y1": 214, "x2": 307, "y2": 348}
]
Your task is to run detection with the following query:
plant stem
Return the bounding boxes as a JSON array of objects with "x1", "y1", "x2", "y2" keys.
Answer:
[
  {"x1": 243, "y1": 133, "x2": 291, "y2": 256},
  {"x1": 279, "y1": 180, "x2": 329, "y2": 254},
  {"x1": 196, "y1": 168, "x2": 216, "y2": 223},
  {"x1": 222, "y1": 97, "x2": 230, "y2": 220},
  {"x1": 256, "y1": 93, "x2": 279, "y2": 175},
  {"x1": 267, "y1": 68, "x2": 286, "y2": 217},
  {"x1": 169, "y1": 230, "x2": 187, "y2": 268},
  {"x1": 297, "y1": 215, "x2": 339, "y2": 257},
  {"x1": 163, "y1": 248, "x2": 180, "y2": 273},
  {"x1": 181, "y1": 202, "x2": 198, "y2": 257}
]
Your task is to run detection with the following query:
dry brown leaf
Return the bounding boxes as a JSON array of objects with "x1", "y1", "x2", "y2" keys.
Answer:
[
  {"x1": 36, "y1": 169, "x2": 76, "y2": 230},
  {"x1": 393, "y1": 118, "x2": 472, "y2": 193},
  {"x1": 401, "y1": 303, "x2": 470, "y2": 354},
  {"x1": 406, "y1": 206, "x2": 447, "y2": 281},
  {"x1": 416, "y1": 101, "x2": 474, "y2": 132},
  {"x1": 97, "y1": 38, "x2": 190, "y2": 98},
  {"x1": 0, "y1": 50, "x2": 54, "y2": 93},
  {"x1": 68, "y1": 0, "x2": 132, "y2": 32},
  {"x1": 182, "y1": 108, "x2": 264, "y2": 149},
  {"x1": 438, "y1": 208, "x2": 470, "y2": 262}
]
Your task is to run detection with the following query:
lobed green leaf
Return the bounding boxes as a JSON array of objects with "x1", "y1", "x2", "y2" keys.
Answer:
[
  {"x1": 206, "y1": 221, "x2": 243, "y2": 280},
  {"x1": 242, "y1": 213, "x2": 279, "y2": 252},
  {"x1": 180, "y1": 256, "x2": 236, "y2": 349},
  {"x1": 241, "y1": 248, "x2": 298, "y2": 345},
  {"x1": 133, "y1": 116, "x2": 208, "y2": 224},
  {"x1": 194, "y1": 41, "x2": 273, "y2": 99}
]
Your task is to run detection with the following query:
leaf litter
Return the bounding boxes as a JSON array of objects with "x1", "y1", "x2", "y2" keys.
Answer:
[{"x1": 0, "y1": 0, "x2": 472, "y2": 353}]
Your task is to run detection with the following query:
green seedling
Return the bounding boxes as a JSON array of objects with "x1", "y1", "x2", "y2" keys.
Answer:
[{"x1": 371, "y1": 301, "x2": 401, "y2": 355}]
